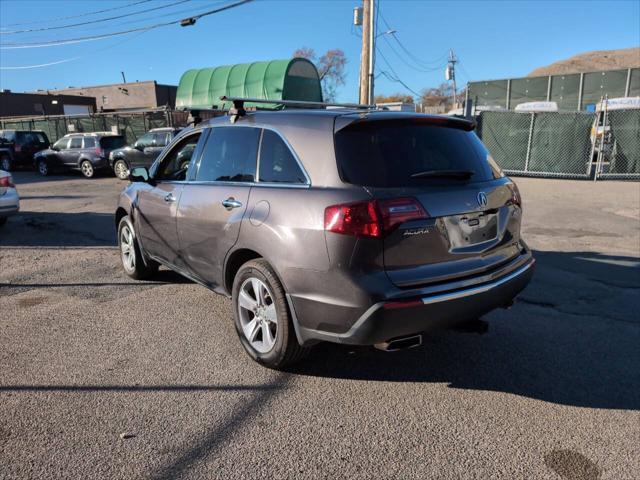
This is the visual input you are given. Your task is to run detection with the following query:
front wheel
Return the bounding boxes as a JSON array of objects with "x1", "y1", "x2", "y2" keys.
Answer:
[
  {"x1": 232, "y1": 259, "x2": 309, "y2": 369},
  {"x1": 113, "y1": 160, "x2": 129, "y2": 180},
  {"x1": 118, "y1": 216, "x2": 158, "y2": 280},
  {"x1": 37, "y1": 159, "x2": 49, "y2": 176},
  {"x1": 80, "y1": 160, "x2": 95, "y2": 178}
]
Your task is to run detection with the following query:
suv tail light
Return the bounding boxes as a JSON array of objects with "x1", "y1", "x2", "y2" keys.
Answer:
[
  {"x1": 324, "y1": 197, "x2": 429, "y2": 238},
  {"x1": 0, "y1": 175, "x2": 15, "y2": 188},
  {"x1": 95, "y1": 147, "x2": 104, "y2": 157},
  {"x1": 14, "y1": 144, "x2": 21, "y2": 153}
]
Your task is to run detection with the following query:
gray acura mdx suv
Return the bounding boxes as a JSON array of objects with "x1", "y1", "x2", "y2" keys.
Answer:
[{"x1": 115, "y1": 102, "x2": 534, "y2": 368}]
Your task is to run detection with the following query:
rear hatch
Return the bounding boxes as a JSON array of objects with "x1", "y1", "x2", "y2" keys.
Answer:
[
  {"x1": 334, "y1": 114, "x2": 524, "y2": 288},
  {"x1": 100, "y1": 136, "x2": 126, "y2": 157}
]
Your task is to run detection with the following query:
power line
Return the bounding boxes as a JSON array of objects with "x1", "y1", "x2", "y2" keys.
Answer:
[
  {"x1": 1, "y1": 0, "x2": 192, "y2": 35},
  {"x1": 378, "y1": 9, "x2": 447, "y2": 68},
  {"x1": 376, "y1": 47, "x2": 422, "y2": 97},
  {"x1": 1, "y1": 30, "x2": 151, "y2": 70},
  {"x1": 0, "y1": 0, "x2": 254, "y2": 49},
  {"x1": 0, "y1": 0, "x2": 152, "y2": 29},
  {"x1": 379, "y1": 34, "x2": 444, "y2": 73}
]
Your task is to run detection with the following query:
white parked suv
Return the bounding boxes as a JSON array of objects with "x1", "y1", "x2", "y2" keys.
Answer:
[{"x1": 0, "y1": 170, "x2": 19, "y2": 225}]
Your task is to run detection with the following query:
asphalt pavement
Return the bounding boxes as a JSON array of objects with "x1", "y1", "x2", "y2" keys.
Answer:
[{"x1": 1, "y1": 172, "x2": 639, "y2": 479}]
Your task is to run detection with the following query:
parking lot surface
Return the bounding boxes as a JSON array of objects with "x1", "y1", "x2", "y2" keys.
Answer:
[{"x1": 1, "y1": 172, "x2": 639, "y2": 479}]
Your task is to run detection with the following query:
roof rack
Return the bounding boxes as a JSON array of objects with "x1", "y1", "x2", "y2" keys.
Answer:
[
  {"x1": 219, "y1": 96, "x2": 377, "y2": 110},
  {"x1": 219, "y1": 96, "x2": 379, "y2": 123}
]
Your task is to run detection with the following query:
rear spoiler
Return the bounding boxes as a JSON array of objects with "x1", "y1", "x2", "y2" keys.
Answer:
[{"x1": 336, "y1": 114, "x2": 476, "y2": 132}]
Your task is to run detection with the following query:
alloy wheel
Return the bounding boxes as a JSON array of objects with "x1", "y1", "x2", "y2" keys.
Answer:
[
  {"x1": 114, "y1": 161, "x2": 128, "y2": 180},
  {"x1": 238, "y1": 277, "x2": 278, "y2": 353},
  {"x1": 38, "y1": 160, "x2": 48, "y2": 176},
  {"x1": 120, "y1": 224, "x2": 136, "y2": 272},
  {"x1": 1, "y1": 157, "x2": 10, "y2": 171},
  {"x1": 81, "y1": 161, "x2": 94, "y2": 178}
]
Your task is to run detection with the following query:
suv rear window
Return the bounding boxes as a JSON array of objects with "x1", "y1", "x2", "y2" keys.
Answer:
[
  {"x1": 335, "y1": 120, "x2": 500, "y2": 187},
  {"x1": 17, "y1": 131, "x2": 48, "y2": 145},
  {"x1": 100, "y1": 136, "x2": 125, "y2": 149}
]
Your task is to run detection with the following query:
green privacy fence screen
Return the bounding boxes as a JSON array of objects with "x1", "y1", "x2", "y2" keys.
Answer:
[
  {"x1": 0, "y1": 110, "x2": 181, "y2": 144},
  {"x1": 477, "y1": 111, "x2": 531, "y2": 171},
  {"x1": 601, "y1": 109, "x2": 640, "y2": 178},
  {"x1": 469, "y1": 68, "x2": 640, "y2": 111},
  {"x1": 528, "y1": 113, "x2": 594, "y2": 174},
  {"x1": 477, "y1": 111, "x2": 596, "y2": 178}
]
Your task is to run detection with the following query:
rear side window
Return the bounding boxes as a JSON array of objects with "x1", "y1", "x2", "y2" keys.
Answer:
[
  {"x1": 335, "y1": 120, "x2": 498, "y2": 187},
  {"x1": 258, "y1": 130, "x2": 306, "y2": 184},
  {"x1": 69, "y1": 137, "x2": 82, "y2": 149},
  {"x1": 196, "y1": 127, "x2": 259, "y2": 182},
  {"x1": 100, "y1": 136, "x2": 125, "y2": 149},
  {"x1": 83, "y1": 137, "x2": 96, "y2": 148}
]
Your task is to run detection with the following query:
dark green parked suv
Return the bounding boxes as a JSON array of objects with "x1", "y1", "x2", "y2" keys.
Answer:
[{"x1": 0, "y1": 130, "x2": 50, "y2": 171}]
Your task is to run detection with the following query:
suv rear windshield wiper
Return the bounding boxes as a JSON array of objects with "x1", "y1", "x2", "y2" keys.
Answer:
[{"x1": 410, "y1": 169, "x2": 474, "y2": 179}]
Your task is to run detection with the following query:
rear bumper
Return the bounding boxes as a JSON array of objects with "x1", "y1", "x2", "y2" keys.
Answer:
[
  {"x1": 0, "y1": 188, "x2": 20, "y2": 216},
  {"x1": 291, "y1": 256, "x2": 534, "y2": 346}
]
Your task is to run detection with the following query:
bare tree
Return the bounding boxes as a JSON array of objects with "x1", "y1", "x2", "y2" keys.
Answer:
[
  {"x1": 418, "y1": 83, "x2": 465, "y2": 109},
  {"x1": 374, "y1": 93, "x2": 415, "y2": 104},
  {"x1": 293, "y1": 47, "x2": 347, "y2": 102}
]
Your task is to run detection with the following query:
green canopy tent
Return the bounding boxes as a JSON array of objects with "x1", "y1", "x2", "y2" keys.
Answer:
[{"x1": 175, "y1": 58, "x2": 323, "y2": 110}]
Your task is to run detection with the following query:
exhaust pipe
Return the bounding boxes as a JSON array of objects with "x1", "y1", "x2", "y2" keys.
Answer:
[{"x1": 374, "y1": 334, "x2": 422, "y2": 352}]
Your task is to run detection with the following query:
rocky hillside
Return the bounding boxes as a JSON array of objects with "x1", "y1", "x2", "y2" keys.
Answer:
[{"x1": 528, "y1": 47, "x2": 639, "y2": 76}]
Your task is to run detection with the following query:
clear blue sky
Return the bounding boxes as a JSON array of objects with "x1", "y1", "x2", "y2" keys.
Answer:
[{"x1": 1, "y1": 0, "x2": 638, "y2": 102}]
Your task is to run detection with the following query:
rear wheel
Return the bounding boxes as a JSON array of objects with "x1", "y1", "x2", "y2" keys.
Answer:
[
  {"x1": 118, "y1": 215, "x2": 158, "y2": 280},
  {"x1": 80, "y1": 160, "x2": 94, "y2": 178},
  {"x1": 0, "y1": 217, "x2": 7, "y2": 226},
  {"x1": 232, "y1": 259, "x2": 309, "y2": 369},
  {"x1": 113, "y1": 160, "x2": 129, "y2": 180},
  {"x1": 37, "y1": 159, "x2": 49, "y2": 176},
  {"x1": 0, "y1": 155, "x2": 11, "y2": 172}
]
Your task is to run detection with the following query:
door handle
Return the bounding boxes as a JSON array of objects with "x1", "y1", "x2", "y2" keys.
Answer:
[
  {"x1": 164, "y1": 193, "x2": 176, "y2": 203},
  {"x1": 222, "y1": 197, "x2": 243, "y2": 210}
]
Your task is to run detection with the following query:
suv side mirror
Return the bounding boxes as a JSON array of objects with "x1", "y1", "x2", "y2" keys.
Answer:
[
  {"x1": 134, "y1": 142, "x2": 144, "y2": 151},
  {"x1": 129, "y1": 167, "x2": 150, "y2": 183}
]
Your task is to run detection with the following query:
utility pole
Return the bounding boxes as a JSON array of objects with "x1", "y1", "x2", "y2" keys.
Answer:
[
  {"x1": 446, "y1": 49, "x2": 457, "y2": 108},
  {"x1": 358, "y1": 0, "x2": 375, "y2": 105}
]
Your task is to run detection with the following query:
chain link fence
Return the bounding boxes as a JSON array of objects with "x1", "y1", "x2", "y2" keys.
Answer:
[
  {"x1": 477, "y1": 111, "x2": 596, "y2": 179},
  {"x1": 594, "y1": 109, "x2": 640, "y2": 180}
]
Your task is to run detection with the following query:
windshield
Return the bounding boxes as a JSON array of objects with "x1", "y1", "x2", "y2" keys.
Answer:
[
  {"x1": 100, "y1": 136, "x2": 125, "y2": 149},
  {"x1": 335, "y1": 120, "x2": 501, "y2": 187}
]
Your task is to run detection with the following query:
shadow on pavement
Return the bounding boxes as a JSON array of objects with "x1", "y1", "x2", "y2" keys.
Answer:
[
  {"x1": 0, "y1": 211, "x2": 115, "y2": 247},
  {"x1": 288, "y1": 250, "x2": 640, "y2": 410}
]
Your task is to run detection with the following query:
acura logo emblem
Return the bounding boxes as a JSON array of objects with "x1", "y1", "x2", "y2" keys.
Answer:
[{"x1": 477, "y1": 191, "x2": 488, "y2": 207}]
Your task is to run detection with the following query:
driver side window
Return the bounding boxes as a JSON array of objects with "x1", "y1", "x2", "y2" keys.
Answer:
[
  {"x1": 54, "y1": 138, "x2": 69, "y2": 150},
  {"x1": 154, "y1": 132, "x2": 202, "y2": 181}
]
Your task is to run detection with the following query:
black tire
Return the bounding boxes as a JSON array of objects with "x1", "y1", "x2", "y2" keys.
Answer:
[
  {"x1": 0, "y1": 217, "x2": 7, "y2": 226},
  {"x1": 232, "y1": 259, "x2": 309, "y2": 369},
  {"x1": 80, "y1": 160, "x2": 95, "y2": 178},
  {"x1": 113, "y1": 160, "x2": 129, "y2": 180},
  {"x1": 117, "y1": 215, "x2": 159, "y2": 280},
  {"x1": 37, "y1": 159, "x2": 50, "y2": 176},
  {"x1": 0, "y1": 155, "x2": 11, "y2": 172}
]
